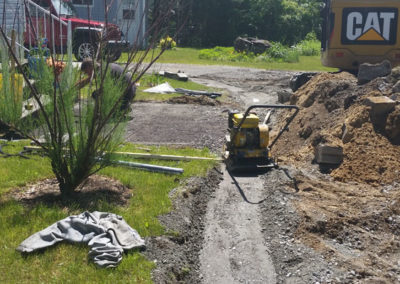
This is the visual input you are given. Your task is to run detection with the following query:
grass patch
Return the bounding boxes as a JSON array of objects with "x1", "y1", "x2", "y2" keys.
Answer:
[
  {"x1": 119, "y1": 47, "x2": 336, "y2": 72},
  {"x1": 0, "y1": 141, "x2": 217, "y2": 283},
  {"x1": 0, "y1": 141, "x2": 52, "y2": 195},
  {"x1": 135, "y1": 74, "x2": 222, "y2": 102},
  {"x1": 199, "y1": 45, "x2": 299, "y2": 63}
]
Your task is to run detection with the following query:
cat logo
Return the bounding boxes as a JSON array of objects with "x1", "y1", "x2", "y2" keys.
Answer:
[{"x1": 341, "y1": 7, "x2": 398, "y2": 45}]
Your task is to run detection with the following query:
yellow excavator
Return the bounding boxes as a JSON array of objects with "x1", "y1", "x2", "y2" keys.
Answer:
[
  {"x1": 321, "y1": 0, "x2": 400, "y2": 70},
  {"x1": 292, "y1": 0, "x2": 400, "y2": 91},
  {"x1": 224, "y1": 105, "x2": 299, "y2": 171}
]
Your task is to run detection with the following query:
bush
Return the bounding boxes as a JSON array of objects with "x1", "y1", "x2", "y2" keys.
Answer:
[
  {"x1": 294, "y1": 32, "x2": 320, "y2": 56},
  {"x1": 266, "y1": 42, "x2": 299, "y2": 62},
  {"x1": 199, "y1": 46, "x2": 255, "y2": 62},
  {"x1": 199, "y1": 42, "x2": 300, "y2": 63}
]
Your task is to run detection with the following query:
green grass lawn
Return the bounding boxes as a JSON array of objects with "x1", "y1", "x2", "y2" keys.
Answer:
[
  {"x1": 0, "y1": 141, "x2": 217, "y2": 283},
  {"x1": 119, "y1": 47, "x2": 337, "y2": 72}
]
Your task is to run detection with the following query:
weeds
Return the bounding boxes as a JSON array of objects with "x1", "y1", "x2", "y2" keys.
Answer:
[
  {"x1": 198, "y1": 36, "x2": 320, "y2": 64},
  {"x1": 0, "y1": 38, "x2": 23, "y2": 126},
  {"x1": 294, "y1": 32, "x2": 320, "y2": 56}
]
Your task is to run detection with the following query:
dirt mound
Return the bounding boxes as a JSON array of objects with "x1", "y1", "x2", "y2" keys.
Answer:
[
  {"x1": 274, "y1": 71, "x2": 400, "y2": 185},
  {"x1": 167, "y1": 95, "x2": 221, "y2": 106},
  {"x1": 292, "y1": 174, "x2": 400, "y2": 283},
  {"x1": 7, "y1": 175, "x2": 132, "y2": 209}
]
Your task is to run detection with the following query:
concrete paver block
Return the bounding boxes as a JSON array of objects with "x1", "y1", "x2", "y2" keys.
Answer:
[
  {"x1": 315, "y1": 144, "x2": 343, "y2": 164},
  {"x1": 364, "y1": 96, "x2": 396, "y2": 116}
]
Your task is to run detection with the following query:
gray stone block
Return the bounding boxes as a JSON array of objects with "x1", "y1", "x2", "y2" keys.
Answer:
[
  {"x1": 277, "y1": 90, "x2": 292, "y2": 103},
  {"x1": 358, "y1": 60, "x2": 392, "y2": 85},
  {"x1": 315, "y1": 144, "x2": 343, "y2": 164},
  {"x1": 158, "y1": 71, "x2": 189, "y2": 81}
]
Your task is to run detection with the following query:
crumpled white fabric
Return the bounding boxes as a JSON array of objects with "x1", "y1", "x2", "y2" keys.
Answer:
[{"x1": 16, "y1": 211, "x2": 145, "y2": 268}]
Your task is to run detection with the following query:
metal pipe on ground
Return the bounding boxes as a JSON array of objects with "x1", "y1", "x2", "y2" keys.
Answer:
[
  {"x1": 24, "y1": 146, "x2": 221, "y2": 162},
  {"x1": 24, "y1": 146, "x2": 185, "y2": 174},
  {"x1": 111, "y1": 160, "x2": 184, "y2": 175}
]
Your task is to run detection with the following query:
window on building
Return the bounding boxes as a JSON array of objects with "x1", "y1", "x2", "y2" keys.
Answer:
[
  {"x1": 72, "y1": 0, "x2": 93, "y2": 5},
  {"x1": 123, "y1": 9, "x2": 135, "y2": 20}
]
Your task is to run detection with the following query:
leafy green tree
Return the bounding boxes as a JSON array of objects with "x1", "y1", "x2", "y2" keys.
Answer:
[{"x1": 177, "y1": 0, "x2": 323, "y2": 47}]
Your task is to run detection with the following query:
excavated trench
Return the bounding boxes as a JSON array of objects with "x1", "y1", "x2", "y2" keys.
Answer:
[{"x1": 130, "y1": 64, "x2": 400, "y2": 283}]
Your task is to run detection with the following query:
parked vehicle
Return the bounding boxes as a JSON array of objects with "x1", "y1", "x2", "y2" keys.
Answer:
[
  {"x1": 25, "y1": 0, "x2": 128, "y2": 61},
  {"x1": 321, "y1": 0, "x2": 400, "y2": 70}
]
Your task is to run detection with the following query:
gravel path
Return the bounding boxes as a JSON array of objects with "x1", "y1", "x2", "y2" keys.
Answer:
[
  {"x1": 127, "y1": 64, "x2": 331, "y2": 283},
  {"x1": 199, "y1": 166, "x2": 276, "y2": 283}
]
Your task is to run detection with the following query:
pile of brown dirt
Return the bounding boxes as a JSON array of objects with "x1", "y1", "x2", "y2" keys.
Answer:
[
  {"x1": 291, "y1": 174, "x2": 400, "y2": 282},
  {"x1": 273, "y1": 71, "x2": 400, "y2": 185},
  {"x1": 167, "y1": 95, "x2": 221, "y2": 106}
]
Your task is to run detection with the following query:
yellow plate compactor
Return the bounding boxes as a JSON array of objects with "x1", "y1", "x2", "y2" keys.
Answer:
[{"x1": 224, "y1": 105, "x2": 299, "y2": 171}]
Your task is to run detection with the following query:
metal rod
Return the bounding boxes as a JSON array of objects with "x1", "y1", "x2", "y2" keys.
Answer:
[
  {"x1": 263, "y1": 111, "x2": 272, "y2": 125},
  {"x1": 112, "y1": 160, "x2": 184, "y2": 175},
  {"x1": 113, "y1": 152, "x2": 221, "y2": 161},
  {"x1": 59, "y1": 12, "x2": 62, "y2": 55},
  {"x1": 35, "y1": 5, "x2": 38, "y2": 41},
  {"x1": 26, "y1": 0, "x2": 67, "y2": 26},
  {"x1": 26, "y1": 2, "x2": 31, "y2": 48},
  {"x1": 51, "y1": 16, "x2": 55, "y2": 56},
  {"x1": 44, "y1": 11, "x2": 46, "y2": 39},
  {"x1": 24, "y1": 146, "x2": 221, "y2": 162},
  {"x1": 5, "y1": 35, "x2": 29, "y2": 51}
]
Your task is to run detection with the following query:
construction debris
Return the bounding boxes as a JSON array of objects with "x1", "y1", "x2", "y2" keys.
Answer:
[
  {"x1": 277, "y1": 90, "x2": 292, "y2": 103},
  {"x1": 314, "y1": 144, "x2": 343, "y2": 165},
  {"x1": 290, "y1": 72, "x2": 318, "y2": 92},
  {"x1": 274, "y1": 70, "x2": 400, "y2": 185},
  {"x1": 357, "y1": 60, "x2": 392, "y2": 85},
  {"x1": 273, "y1": 69, "x2": 400, "y2": 283},
  {"x1": 364, "y1": 96, "x2": 396, "y2": 116},
  {"x1": 234, "y1": 37, "x2": 271, "y2": 54},
  {"x1": 158, "y1": 71, "x2": 189, "y2": 82},
  {"x1": 143, "y1": 82, "x2": 176, "y2": 94},
  {"x1": 143, "y1": 83, "x2": 221, "y2": 99},
  {"x1": 111, "y1": 160, "x2": 183, "y2": 175},
  {"x1": 175, "y1": 88, "x2": 221, "y2": 98},
  {"x1": 167, "y1": 95, "x2": 221, "y2": 106}
]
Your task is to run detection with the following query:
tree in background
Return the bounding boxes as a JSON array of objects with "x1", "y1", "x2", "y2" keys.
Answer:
[{"x1": 155, "y1": 0, "x2": 323, "y2": 47}]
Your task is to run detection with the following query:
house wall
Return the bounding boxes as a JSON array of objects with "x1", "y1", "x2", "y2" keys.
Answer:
[
  {"x1": 73, "y1": 0, "x2": 146, "y2": 48},
  {"x1": 0, "y1": 0, "x2": 25, "y2": 35}
]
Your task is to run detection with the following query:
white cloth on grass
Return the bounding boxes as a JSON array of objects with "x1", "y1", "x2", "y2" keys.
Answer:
[{"x1": 16, "y1": 211, "x2": 145, "y2": 268}]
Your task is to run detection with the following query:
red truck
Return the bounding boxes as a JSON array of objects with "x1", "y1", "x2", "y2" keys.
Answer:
[{"x1": 24, "y1": 0, "x2": 128, "y2": 61}]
